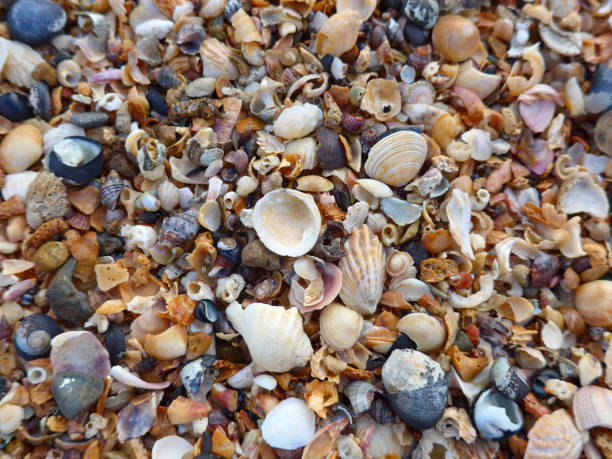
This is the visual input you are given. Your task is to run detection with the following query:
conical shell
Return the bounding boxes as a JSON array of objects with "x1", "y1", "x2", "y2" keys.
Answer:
[
  {"x1": 338, "y1": 225, "x2": 386, "y2": 315},
  {"x1": 524, "y1": 409, "x2": 585, "y2": 459},
  {"x1": 226, "y1": 302, "x2": 313, "y2": 372},
  {"x1": 364, "y1": 131, "x2": 427, "y2": 186},
  {"x1": 320, "y1": 303, "x2": 363, "y2": 350}
]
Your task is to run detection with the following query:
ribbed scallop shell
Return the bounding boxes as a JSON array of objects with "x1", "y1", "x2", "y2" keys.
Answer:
[
  {"x1": 572, "y1": 385, "x2": 612, "y2": 430},
  {"x1": 524, "y1": 409, "x2": 584, "y2": 459},
  {"x1": 338, "y1": 225, "x2": 386, "y2": 315},
  {"x1": 200, "y1": 38, "x2": 240, "y2": 80},
  {"x1": 320, "y1": 303, "x2": 363, "y2": 350},
  {"x1": 364, "y1": 131, "x2": 427, "y2": 187}
]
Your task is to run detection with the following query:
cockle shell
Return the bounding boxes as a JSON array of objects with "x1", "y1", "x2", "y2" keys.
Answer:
[
  {"x1": 524, "y1": 409, "x2": 585, "y2": 459},
  {"x1": 226, "y1": 302, "x2": 313, "y2": 372},
  {"x1": 361, "y1": 79, "x2": 402, "y2": 122},
  {"x1": 200, "y1": 38, "x2": 240, "y2": 80},
  {"x1": 315, "y1": 10, "x2": 362, "y2": 57},
  {"x1": 557, "y1": 172, "x2": 609, "y2": 219},
  {"x1": 365, "y1": 131, "x2": 427, "y2": 186},
  {"x1": 338, "y1": 225, "x2": 386, "y2": 315},
  {"x1": 241, "y1": 188, "x2": 321, "y2": 257},
  {"x1": 0, "y1": 38, "x2": 45, "y2": 88},
  {"x1": 572, "y1": 385, "x2": 612, "y2": 430},
  {"x1": 320, "y1": 303, "x2": 363, "y2": 350}
]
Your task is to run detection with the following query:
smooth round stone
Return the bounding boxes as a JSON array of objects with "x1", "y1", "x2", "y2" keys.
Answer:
[
  {"x1": 402, "y1": 0, "x2": 439, "y2": 29},
  {"x1": 0, "y1": 124, "x2": 42, "y2": 173},
  {"x1": 7, "y1": 0, "x2": 67, "y2": 46},
  {"x1": 382, "y1": 349, "x2": 448, "y2": 430},
  {"x1": 52, "y1": 372, "x2": 104, "y2": 419},
  {"x1": 0, "y1": 92, "x2": 34, "y2": 122},
  {"x1": 46, "y1": 259, "x2": 94, "y2": 325},
  {"x1": 70, "y1": 112, "x2": 110, "y2": 129}
]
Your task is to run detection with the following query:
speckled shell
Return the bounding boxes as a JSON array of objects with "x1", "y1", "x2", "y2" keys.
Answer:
[
  {"x1": 338, "y1": 225, "x2": 386, "y2": 315},
  {"x1": 365, "y1": 131, "x2": 427, "y2": 186},
  {"x1": 524, "y1": 409, "x2": 585, "y2": 459},
  {"x1": 320, "y1": 303, "x2": 363, "y2": 350}
]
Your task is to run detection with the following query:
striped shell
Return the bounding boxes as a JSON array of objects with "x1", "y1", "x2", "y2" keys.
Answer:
[
  {"x1": 524, "y1": 409, "x2": 585, "y2": 459},
  {"x1": 572, "y1": 385, "x2": 612, "y2": 430},
  {"x1": 365, "y1": 131, "x2": 427, "y2": 186},
  {"x1": 100, "y1": 171, "x2": 125, "y2": 211},
  {"x1": 344, "y1": 380, "x2": 382, "y2": 414},
  {"x1": 338, "y1": 225, "x2": 386, "y2": 315}
]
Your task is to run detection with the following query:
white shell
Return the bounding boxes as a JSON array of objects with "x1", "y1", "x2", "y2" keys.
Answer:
[
  {"x1": 397, "y1": 313, "x2": 446, "y2": 352},
  {"x1": 0, "y1": 38, "x2": 45, "y2": 88},
  {"x1": 261, "y1": 398, "x2": 315, "y2": 449},
  {"x1": 381, "y1": 197, "x2": 423, "y2": 225},
  {"x1": 320, "y1": 302, "x2": 364, "y2": 350},
  {"x1": 273, "y1": 103, "x2": 323, "y2": 139},
  {"x1": 157, "y1": 180, "x2": 180, "y2": 212},
  {"x1": 390, "y1": 278, "x2": 431, "y2": 301},
  {"x1": 152, "y1": 436, "x2": 193, "y2": 459},
  {"x1": 364, "y1": 131, "x2": 427, "y2": 186},
  {"x1": 446, "y1": 189, "x2": 475, "y2": 259},
  {"x1": 284, "y1": 137, "x2": 318, "y2": 170},
  {"x1": 226, "y1": 302, "x2": 313, "y2": 372},
  {"x1": 338, "y1": 225, "x2": 386, "y2": 315},
  {"x1": 2, "y1": 171, "x2": 38, "y2": 202},
  {"x1": 557, "y1": 172, "x2": 609, "y2": 219},
  {"x1": 253, "y1": 374, "x2": 277, "y2": 390},
  {"x1": 243, "y1": 188, "x2": 321, "y2": 257}
]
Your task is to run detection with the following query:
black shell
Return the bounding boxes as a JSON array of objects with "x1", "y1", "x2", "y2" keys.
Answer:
[
  {"x1": 15, "y1": 313, "x2": 62, "y2": 360},
  {"x1": 194, "y1": 299, "x2": 219, "y2": 323},
  {"x1": 104, "y1": 323, "x2": 126, "y2": 365},
  {"x1": 491, "y1": 357, "x2": 530, "y2": 401},
  {"x1": 146, "y1": 85, "x2": 169, "y2": 116},
  {"x1": 217, "y1": 238, "x2": 241, "y2": 264},
  {"x1": 0, "y1": 92, "x2": 34, "y2": 121},
  {"x1": 155, "y1": 66, "x2": 180, "y2": 89},
  {"x1": 531, "y1": 368, "x2": 561, "y2": 398},
  {"x1": 49, "y1": 136, "x2": 104, "y2": 185},
  {"x1": 29, "y1": 81, "x2": 51, "y2": 120}
]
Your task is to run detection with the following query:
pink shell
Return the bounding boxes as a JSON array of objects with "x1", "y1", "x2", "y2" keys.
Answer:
[
  {"x1": 51, "y1": 331, "x2": 111, "y2": 378},
  {"x1": 289, "y1": 259, "x2": 342, "y2": 313},
  {"x1": 519, "y1": 100, "x2": 556, "y2": 133},
  {"x1": 527, "y1": 139, "x2": 554, "y2": 175},
  {"x1": 89, "y1": 69, "x2": 123, "y2": 84},
  {"x1": 573, "y1": 385, "x2": 612, "y2": 430}
]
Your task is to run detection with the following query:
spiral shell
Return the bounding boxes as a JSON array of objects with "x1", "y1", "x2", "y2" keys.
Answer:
[
  {"x1": 57, "y1": 60, "x2": 82, "y2": 88},
  {"x1": 524, "y1": 409, "x2": 585, "y2": 459},
  {"x1": 100, "y1": 171, "x2": 125, "y2": 211},
  {"x1": 364, "y1": 131, "x2": 427, "y2": 186},
  {"x1": 320, "y1": 303, "x2": 363, "y2": 350},
  {"x1": 338, "y1": 225, "x2": 386, "y2": 315}
]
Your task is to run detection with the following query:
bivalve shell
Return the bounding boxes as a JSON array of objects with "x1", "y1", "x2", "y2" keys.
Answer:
[
  {"x1": 575, "y1": 280, "x2": 612, "y2": 326},
  {"x1": 320, "y1": 303, "x2": 363, "y2": 350},
  {"x1": 397, "y1": 312, "x2": 445, "y2": 352},
  {"x1": 572, "y1": 385, "x2": 612, "y2": 430},
  {"x1": 365, "y1": 131, "x2": 427, "y2": 186},
  {"x1": 315, "y1": 10, "x2": 362, "y2": 57},
  {"x1": 338, "y1": 225, "x2": 386, "y2": 315},
  {"x1": 152, "y1": 436, "x2": 193, "y2": 459},
  {"x1": 524, "y1": 409, "x2": 585, "y2": 459},
  {"x1": 557, "y1": 172, "x2": 609, "y2": 219},
  {"x1": 360, "y1": 79, "x2": 402, "y2": 122}
]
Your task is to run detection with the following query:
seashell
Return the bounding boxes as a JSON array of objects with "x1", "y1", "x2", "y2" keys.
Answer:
[
  {"x1": 284, "y1": 137, "x2": 318, "y2": 170},
  {"x1": 29, "y1": 81, "x2": 51, "y2": 120},
  {"x1": 381, "y1": 197, "x2": 423, "y2": 225},
  {"x1": 446, "y1": 188, "x2": 474, "y2": 259},
  {"x1": 1, "y1": 259, "x2": 33, "y2": 275},
  {"x1": 538, "y1": 23, "x2": 581, "y2": 57},
  {"x1": 453, "y1": 61, "x2": 501, "y2": 100},
  {"x1": 386, "y1": 251, "x2": 416, "y2": 279},
  {"x1": 414, "y1": 428, "x2": 500, "y2": 458},
  {"x1": 432, "y1": 15, "x2": 480, "y2": 62},
  {"x1": 152, "y1": 436, "x2": 193, "y2": 459},
  {"x1": 515, "y1": 346, "x2": 547, "y2": 370},
  {"x1": 397, "y1": 312, "x2": 446, "y2": 352},
  {"x1": 0, "y1": 92, "x2": 33, "y2": 122},
  {"x1": 274, "y1": 102, "x2": 323, "y2": 139},
  {"x1": 261, "y1": 398, "x2": 315, "y2": 449},
  {"x1": 435, "y1": 407, "x2": 477, "y2": 443},
  {"x1": 116, "y1": 391, "x2": 162, "y2": 442},
  {"x1": 0, "y1": 124, "x2": 42, "y2": 174},
  {"x1": 49, "y1": 136, "x2": 104, "y2": 185},
  {"x1": 573, "y1": 386, "x2": 612, "y2": 430},
  {"x1": 338, "y1": 225, "x2": 386, "y2": 315},
  {"x1": 383, "y1": 349, "x2": 449, "y2": 430},
  {"x1": 25, "y1": 171, "x2": 70, "y2": 230},
  {"x1": 197, "y1": 200, "x2": 222, "y2": 232},
  {"x1": 345, "y1": 381, "x2": 382, "y2": 415},
  {"x1": 185, "y1": 77, "x2": 217, "y2": 98},
  {"x1": 557, "y1": 172, "x2": 609, "y2": 219},
  {"x1": 15, "y1": 313, "x2": 61, "y2": 360},
  {"x1": 95, "y1": 262, "x2": 129, "y2": 292},
  {"x1": 200, "y1": 38, "x2": 240, "y2": 80},
  {"x1": 365, "y1": 131, "x2": 427, "y2": 186},
  {"x1": 226, "y1": 301, "x2": 313, "y2": 372},
  {"x1": 575, "y1": 280, "x2": 612, "y2": 326},
  {"x1": 176, "y1": 23, "x2": 204, "y2": 55},
  {"x1": 316, "y1": 10, "x2": 362, "y2": 57},
  {"x1": 317, "y1": 127, "x2": 348, "y2": 170},
  {"x1": 361, "y1": 79, "x2": 402, "y2": 122},
  {"x1": 57, "y1": 60, "x2": 81, "y2": 88},
  {"x1": 241, "y1": 188, "x2": 321, "y2": 257},
  {"x1": 289, "y1": 256, "x2": 342, "y2": 312},
  {"x1": 391, "y1": 277, "x2": 431, "y2": 301},
  {"x1": 541, "y1": 321, "x2": 563, "y2": 350},
  {"x1": 51, "y1": 331, "x2": 111, "y2": 378},
  {"x1": 167, "y1": 396, "x2": 211, "y2": 424},
  {"x1": 216, "y1": 273, "x2": 245, "y2": 303},
  {"x1": 297, "y1": 175, "x2": 334, "y2": 192},
  {"x1": 0, "y1": 404, "x2": 24, "y2": 435},
  {"x1": 144, "y1": 324, "x2": 188, "y2": 360},
  {"x1": 320, "y1": 303, "x2": 363, "y2": 351},
  {"x1": 496, "y1": 296, "x2": 535, "y2": 322},
  {"x1": 0, "y1": 38, "x2": 45, "y2": 88},
  {"x1": 490, "y1": 357, "x2": 530, "y2": 401},
  {"x1": 356, "y1": 179, "x2": 393, "y2": 198},
  {"x1": 473, "y1": 389, "x2": 523, "y2": 441},
  {"x1": 336, "y1": 0, "x2": 376, "y2": 20},
  {"x1": 231, "y1": 8, "x2": 262, "y2": 43},
  {"x1": 524, "y1": 409, "x2": 584, "y2": 459}
]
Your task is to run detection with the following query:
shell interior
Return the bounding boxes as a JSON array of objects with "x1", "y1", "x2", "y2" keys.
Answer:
[{"x1": 53, "y1": 137, "x2": 101, "y2": 167}]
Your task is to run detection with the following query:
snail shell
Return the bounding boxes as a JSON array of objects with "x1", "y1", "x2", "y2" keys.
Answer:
[
  {"x1": 344, "y1": 380, "x2": 382, "y2": 414},
  {"x1": 320, "y1": 303, "x2": 363, "y2": 351},
  {"x1": 338, "y1": 225, "x2": 386, "y2": 315},
  {"x1": 100, "y1": 171, "x2": 125, "y2": 211},
  {"x1": 364, "y1": 131, "x2": 427, "y2": 187},
  {"x1": 15, "y1": 313, "x2": 61, "y2": 360},
  {"x1": 473, "y1": 389, "x2": 524, "y2": 441}
]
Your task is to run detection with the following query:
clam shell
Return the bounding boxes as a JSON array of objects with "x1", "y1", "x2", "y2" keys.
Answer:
[
  {"x1": 575, "y1": 280, "x2": 612, "y2": 326},
  {"x1": 572, "y1": 385, "x2": 612, "y2": 430},
  {"x1": 397, "y1": 312, "x2": 445, "y2": 352},
  {"x1": 152, "y1": 436, "x2": 193, "y2": 459},
  {"x1": 524, "y1": 409, "x2": 585, "y2": 459},
  {"x1": 200, "y1": 38, "x2": 239, "y2": 80},
  {"x1": 338, "y1": 225, "x2": 386, "y2": 315},
  {"x1": 365, "y1": 131, "x2": 427, "y2": 187},
  {"x1": 244, "y1": 188, "x2": 321, "y2": 257},
  {"x1": 226, "y1": 302, "x2": 313, "y2": 372},
  {"x1": 320, "y1": 303, "x2": 363, "y2": 350}
]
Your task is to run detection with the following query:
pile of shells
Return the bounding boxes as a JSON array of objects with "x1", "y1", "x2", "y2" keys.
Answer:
[{"x1": 0, "y1": 0, "x2": 610, "y2": 456}]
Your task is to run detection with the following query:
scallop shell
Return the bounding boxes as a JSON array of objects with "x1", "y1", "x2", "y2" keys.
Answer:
[
  {"x1": 226, "y1": 302, "x2": 313, "y2": 372},
  {"x1": 572, "y1": 385, "x2": 612, "y2": 430},
  {"x1": 338, "y1": 225, "x2": 386, "y2": 315},
  {"x1": 320, "y1": 303, "x2": 363, "y2": 350},
  {"x1": 364, "y1": 131, "x2": 427, "y2": 186},
  {"x1": 397, "y1": 312, "x2": 446, "y2": 352},
  {"x1": 361, "y1": 79, "x2": 402, "y2": 122},
  {"x1": 315, "y1": 10, "x2": 362, "y2": 57},
  {"x1": 557, "y1": 172, "x2": 609, "y2": 219},
  {"x1": 242, "y1": 188, "x2": 321, "y2": 257},
  {"x1": 524, "y1": 409, "x2": 585, "y2": 459},
  {"x1": 200, "y1": 38, "x2": 240, "y2": 80}
]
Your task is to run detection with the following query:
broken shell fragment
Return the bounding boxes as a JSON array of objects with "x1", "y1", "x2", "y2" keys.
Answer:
[
  {"x1": 50, "y1": 331, "x2": 111, "y2": 378},
  {"x1": 360, "y1": 79, "x2": 402, "y2": 122},
  {"x1": 144, "y1": 325, "x2": 188, "y2": 360},
  {"x1": 572, "y1": 385, "x2": 612, "y2": 430},
  {"x1": 49, "y1": 136, "x2": 104, "y2": 185},
  {"x1": 152, "y1": 436, "x2": 194, "y2": 459},
  {"x1": 491, "y1": 357, "x2": 530, "y2": 401},
  {"x1": 473, "y1": 389, "x2": 524, "y2": 441},
  {"x1": 557, "y1": 172, "x2": 609, "y2": 219},
  {"x1": 315, "y1": 10, "x2": 362, "y2": 57}
]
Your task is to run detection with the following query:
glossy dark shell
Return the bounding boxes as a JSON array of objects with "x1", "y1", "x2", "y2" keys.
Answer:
[
  {"x1": 29, "y1": 81, "x2": 51, "y2": 120},
  {"x1": 402, "y1": 0, "x2": 439, "y2": 29},
  {"x1": 473, "y1": 389, "x2": 524, "y2": 441},
  {"x1": 194, "y1": 299, "x2": 219, "y2": 323},
  {"x1": 15, "y1": 313, "x2": 61, "y2": 360},
  {"x1": 317, "y1": 127, "x2": 348, "y2": 170},
  {"x1": 146, "y1": 85, "x2": 169, "y2": 116},
  {"x1": 0, "y1": 92, "x2": 34, "y2": 122},
  {"x1": 49, "y1": 136, "x2": 104, "y2": 185},
  {"x1": 104, "y1": 323, "x2": 126, "y2": 366},
  {"x1": 217, "y1": 238, "x2": 241, "y2": 264},
  {"x1": 491, "y1": 357, "x2": 530, "y2": 401}
]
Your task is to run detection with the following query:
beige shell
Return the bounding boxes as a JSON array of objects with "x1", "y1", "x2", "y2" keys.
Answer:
[
  {"x1": 226, "y1": 302, "x2": 313, "y2": 372},
  {"x1": 364, "y1": 131, "x2": 427, "y2": 187},
  {"x1": 575, "y1": 280, "x2": 612, "y2": 327},
  {"x1": 453, "y1": 61, "x2": 501, "y2": 100},
  {"x1": 435, "y1": 407, "x2": 477, "y2": 443},
  {"x1": 280, "y1": 0, "x2": 315, "y2": 15},
  {"x1": 524, "y1": 409, "x2": 585, "y2": 459},
  {"x1": 496, "y1": 296, "x2": 535, "y2": 322},
  {"x1": 572, "y1": 385, "x2": 612, "y2": 430},
  {"x1": 336, "y1": 0, "x2": 377, "y2": 21},
  {"x1": 315, "y1": 10, "x2": 362, "y2": 57},
  {"x1": 144, "y1": 325, "x2": 188, "y2": 360},
  {"x1": 200, "y1": 38, "x2": 240, "y2": 80},
  {"x1": 515, "y1": 346, "x2": 547, "y2": 370},
  {"x1": 231, "y1": 8, "x2": 262, "y2": 44},
  {"x1": 557, "y1": 172, "x2": 609, "y2": 219},
  {"x1": 0, "y1": 403, "x2": 24, "y2": 435},
  {"x1": 397, "y1": 313, "x2": 446, "y2": 352},
  {"x1": 320, "y1": 303, "x2": 364, "y2": 351},
  {"x1": 241, "y1": 188, "x2": 321, "y2": 257},
  {"x1": 296, "y1": 175, "x2": 333, "y2": 192},
  {"x1": 338, "y1": 225, "x2": 386, "y2": 315},
  {"x1": 361, "y1": 79, "x2": 402, "y2": 122},
  {"x1": 197, "y1": 200, "x2": 222, "y2": 232}
]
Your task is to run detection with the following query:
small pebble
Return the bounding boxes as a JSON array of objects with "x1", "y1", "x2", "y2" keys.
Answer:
[
  {"x1": 104, "y1": 323, "x2": 126, "y2": 366},
  {"x1": 0, "y1": 92, "x2": 34, "y2": 122},
  {"x1": 70, "y1": 112, "x2": 110, "y2": 129},
  {"x1": 7, "y1": 0, "x2": 67, "y2": 46},
  {"x1": 51, "y1": 372, "x2": 105, "y2": 419},
  {"x1": 46, "y1": 258, "x2": 94, "y2": 325},
  {"x1": 32, "y1": 241, "x2": 69, "y2": 273},
  {"x1": 97, "y1": 232, "x2": 123, "y2": 256},
  {"x1": 402, "y1": 0, "x2": 439, "y2": 29}
]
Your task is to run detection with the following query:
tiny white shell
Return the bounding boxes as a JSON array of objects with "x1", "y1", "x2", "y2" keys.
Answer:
[
  {"x1": 152, "y1": 435, "x2": 193, "y2": 459},
  {"x1": 261, "y1": 398, "x2": 315, "y2": 449}
]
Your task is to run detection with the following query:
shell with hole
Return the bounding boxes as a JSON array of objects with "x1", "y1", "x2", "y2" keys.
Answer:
[
  {"x1": 338, "y1": 225, "x2": 386, "y2": 315},
  {"x1": 320, "y1": 303, "x2": 363, "y2": 351},
  {"x1": 364, "y1": 131, "x2": 427, "y2": 186},
  {"x1": 226, "y1": 302, "x2": 313, "y2": 372},
  {"x1": 360, "y1": 79, "x2": 402, "y2": 122},
  {"x1": 240, "y1": 188, "x2": 321, "y2": 257}
]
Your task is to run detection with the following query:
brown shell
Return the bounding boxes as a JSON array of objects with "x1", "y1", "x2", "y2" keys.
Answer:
[{"x1": 524, "y1": 409, "x2": 584, "y2": 459}]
